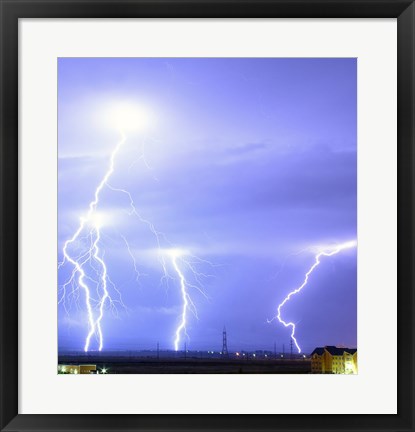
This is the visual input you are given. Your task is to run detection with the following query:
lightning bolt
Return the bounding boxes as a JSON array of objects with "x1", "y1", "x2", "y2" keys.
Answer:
[
  {"x1": 268, "y1": 240, "x2": 357, "y2": 353},
  {"x1": 59, "y1": 132, "x2": 127, "y2": 351},
  {"x1": 171, "y1": 253, "x2": 189, "y2": 351},
  {"x1": 168, "y1": 249, "x2": 212, "y2": 351}
]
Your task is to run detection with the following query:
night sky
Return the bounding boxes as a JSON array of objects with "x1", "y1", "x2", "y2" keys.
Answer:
[{"x1": 58, "y1": 58, "x2": 357, "y2": 354}]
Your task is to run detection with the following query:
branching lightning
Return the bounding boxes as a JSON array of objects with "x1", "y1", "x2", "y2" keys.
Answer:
[
  {"x1": 59, "y1": 112, "x2": 213, "y2": 352},
  {"x1": 268, "y1": 240, "x2": 357, "y2": 353}
]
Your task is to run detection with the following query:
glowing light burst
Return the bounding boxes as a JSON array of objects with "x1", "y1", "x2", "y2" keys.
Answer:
[
  {"x1": 111, "y1": 103, "x2": 150, "y2": 132},
  {"x1": 268, "y1": 240, "x2": 357, "y2": 353}
]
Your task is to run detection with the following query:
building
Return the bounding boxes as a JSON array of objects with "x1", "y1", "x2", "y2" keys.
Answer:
[
  {"x1": 58, "y1": 364, "x2": 97, "y2": 374},
  {"x1": 310, "y1": 346, "x2": 357, "y2": 374}
]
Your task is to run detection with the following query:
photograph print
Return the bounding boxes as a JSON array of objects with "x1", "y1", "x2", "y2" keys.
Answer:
[{"x1": 58, "y1": 58, "x2": 357, "y2": 375}]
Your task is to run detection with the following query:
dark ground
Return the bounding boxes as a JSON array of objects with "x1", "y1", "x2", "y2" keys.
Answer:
[{"x1": 58, "y1": 355, "x2": 311, "y2": 374}]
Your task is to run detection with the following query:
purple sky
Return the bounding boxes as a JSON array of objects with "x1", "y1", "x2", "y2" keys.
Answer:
[{"x1": 58, "y1": 58, "x2": 357, "y2": 354}]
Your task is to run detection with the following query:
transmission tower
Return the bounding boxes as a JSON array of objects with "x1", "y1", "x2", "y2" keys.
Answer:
[
  {"x1": 222, "y1": 326, "x2": 229, "y2": 357},
  {"x1": 290, "y1": 339, "x2": 293, "y2": 359}
]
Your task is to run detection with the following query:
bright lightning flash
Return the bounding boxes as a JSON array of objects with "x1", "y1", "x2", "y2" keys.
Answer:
[
  {"x1": 59, "y1": 103, "x2": 157, "y2": 352},
  {"x1": 268, "y1": 240, "x2": 357, "y2": 353},
  {"x1": 59, "y1": 104, "x2": 212, "y2": 353}
]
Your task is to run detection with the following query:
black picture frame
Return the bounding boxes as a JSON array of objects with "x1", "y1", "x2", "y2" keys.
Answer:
[{"x1": 1, "y1": 1, "x2": 413, "y2": 431}]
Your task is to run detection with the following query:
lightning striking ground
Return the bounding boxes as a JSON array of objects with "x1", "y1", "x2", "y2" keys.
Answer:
[
  {"x1": 59, "y1": 130, "x2": 165, "y2": 351},
  {"x1": 268, "y1": 240, "x2": 357, "y2": 353},
  {"x1": 167, "y1": 249, "x2": 212, "y2": 352},
  {"x1": 171, "y1": 253, "x2": 189, "y2": 351}
]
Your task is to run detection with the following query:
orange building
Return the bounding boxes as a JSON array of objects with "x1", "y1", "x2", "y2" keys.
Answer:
[
  {"x1": 58, "y1": 364, "x2": 97, "y2": 374},
  {"x1": 310, "y1": 346, "x2": 357, "y2": 374}
]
